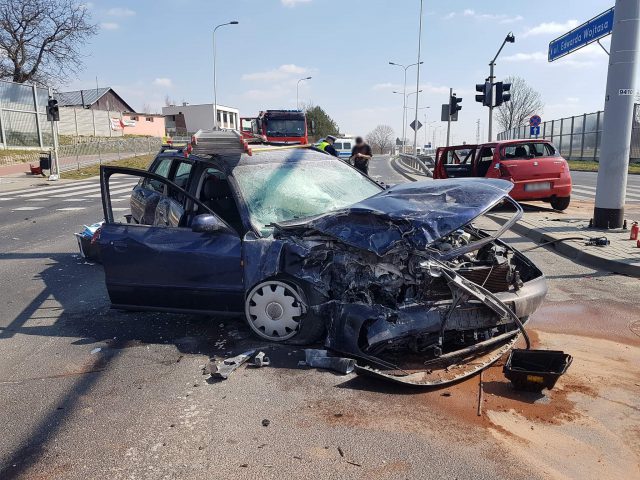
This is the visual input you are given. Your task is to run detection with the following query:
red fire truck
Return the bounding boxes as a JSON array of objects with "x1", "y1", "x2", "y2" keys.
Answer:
[{"x1": 240, "y1": 110, "x2": 311, "y2": 145}]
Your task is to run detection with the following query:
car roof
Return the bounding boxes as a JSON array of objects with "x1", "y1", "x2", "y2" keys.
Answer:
[{"x1": 159, "y1": 146, "x2": 340, "y2": 172}]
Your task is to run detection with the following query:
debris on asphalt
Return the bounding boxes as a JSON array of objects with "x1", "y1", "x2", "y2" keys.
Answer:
[
  {"x1": 302, "y1": 349, "x2": 355, "y2": 375},
  {"x1": 337, "y1": 446, "x2": 345, "y2": 457},
  {"x1": 503, "y1": 349, "x2": 573, "y2": 391},
  {"x1": 209, "y1": 350, "x2": 255, "y2": 379},
  {"x1": 90, "y1": 347, "x2": 101, "y2": 354},
  {"x1": 261, "y1": 419, "x2": 270, "y2": 427},
  {"x1": 252, "y1": 351, "x2": 270, "y2": 367},
  {"x1": 346, "y1": 460, "x2": 362, "y2": 467}
]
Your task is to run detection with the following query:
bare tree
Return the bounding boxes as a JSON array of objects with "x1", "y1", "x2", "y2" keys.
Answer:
[
  {"x1": 0, "y1": 0, "x2": 97, "y2": 85},
  {"x1": 141, "y1": 103, "x2": 152, "y2": 114},
  {"x1": 495, "y1": 76, "x2": 544, "y2": 132},
  {"x1": 366, "y1": 125, "x2": 394, "y2": 154},
  {"x1": 164, "y1": 94, "x2": 176, "y2": 107}
]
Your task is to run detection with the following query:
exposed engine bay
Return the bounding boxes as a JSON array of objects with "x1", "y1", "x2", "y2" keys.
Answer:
[{"x1": 248, "y1": 179, "x2": 548, "y2": 385}]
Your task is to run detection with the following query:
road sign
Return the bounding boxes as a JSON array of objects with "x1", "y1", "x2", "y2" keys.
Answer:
[
  {"x1": 530, "y1": 125, "x2": 540, "y2": 137},
  {"x1": 548, "y1": 8, "x2": 614, "y2": 62},
  {"x1": 410, "y1": 120, "x2": 423, "y2": 131},
  {"x1": 441, "y1": 104, "x2": 458, "y2": 122},
  {"x1": 530, "y1": 114, "x2": 542, "y2": 127}
]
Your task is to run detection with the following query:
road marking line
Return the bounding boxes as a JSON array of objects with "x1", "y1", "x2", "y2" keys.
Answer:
[
  {"x1": 56, "y1": 207, "x2": 86, "y2": 211},
  {"x1": 112, "y1": 207, "x2": 129, "y2": 212},
  {"x1": 572, "y1": 186, "x2": 640, "y2": 200},
  {"x1": 0, "y1": 181, "x2": 94, "y2": 197},
  {"x1": 86, "y1": 187, "x2": 133, "y2": 198},
  {"x1": 13, "y1": 179, "x2": 137, "y2": 199},
  {"x1": 12, "y1": 206, "x2": 44, "y2": 211},
  {"x1": 0, "y1": 197, "x2": 16, "y2": 201},
  {"x1": 17, "y1": 183, "x2": 101, "y2": 198}
]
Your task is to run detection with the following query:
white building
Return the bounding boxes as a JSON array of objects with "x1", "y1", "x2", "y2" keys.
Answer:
[{"x1": 162, "y1": 103, "x2": 240, "y2": 135}]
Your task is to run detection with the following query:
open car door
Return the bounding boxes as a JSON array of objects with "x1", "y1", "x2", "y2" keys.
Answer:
[
  {"x1": 99, "y1": 166, "x2": 244, "y2": 314},
  {"x1": 434, "y1": 145, "x2": 478, "y2": 179}
]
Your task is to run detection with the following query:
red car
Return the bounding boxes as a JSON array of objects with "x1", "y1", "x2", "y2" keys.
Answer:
[{"x1": 434, "y1": 139, "x2": 572, "y2": 210}]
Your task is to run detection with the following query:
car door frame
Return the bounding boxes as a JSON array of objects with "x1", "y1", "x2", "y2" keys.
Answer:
[{"x1": 100, "y1": 165, "x2": 245, "y2": 314}]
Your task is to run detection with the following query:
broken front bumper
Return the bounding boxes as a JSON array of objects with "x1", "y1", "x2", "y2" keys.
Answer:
[{"x1": 324, "y1": 265, "x2": 547, "y2": 387}]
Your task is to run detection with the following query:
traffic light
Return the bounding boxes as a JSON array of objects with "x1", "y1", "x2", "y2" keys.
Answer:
[
  {"x1": 47, "y1": 98, "x2": 59, "y2": 122},
  {"x1": 475, "y1": 82, "x2": 492, "y2": 107},
  {"x1": 494, "y1": 82, "x2": 511, "y2": 107},
  {"x1": 449, "y1": 94, "x2": 462, "y2": 116}
]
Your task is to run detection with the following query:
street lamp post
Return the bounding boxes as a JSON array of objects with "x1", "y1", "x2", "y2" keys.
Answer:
[
  {"x1": 487, "y1": 32, "x2": 515, "y2": 141},
  {"x1": 213, "y1": 20, "x2": 239, "y2": 130},
  {"x1": 412, "y1": 0, "x2": 424, "y2": 154},
  {"x1": 296, "y1": 77, "x2": 312, "y2": 110},
  {"x1": 389, "y1": 61, "x2": 423, "y2": 153}
]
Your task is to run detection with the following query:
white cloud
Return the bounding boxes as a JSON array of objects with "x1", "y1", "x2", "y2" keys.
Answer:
[
  {"x1": 522, "y1": 20, "x2": 579, "y2": 37},
  {"x1": 242, "y1": 64, "x2": 309, "y2": 82},
  {"x1": 372, "y1": 82, "x2": 400, "y2": 91},
  {"x1": 107, "y1": 7, "x2": 136, "y2": 17},
  {"x1": 281, "y1": 0, "x2": 311, "y2": 6},
  {"x1": 445, "y1": 9, "x2": 522, "y2": 24},
  {"x1": 100, "y1": 22, "x2": 119, "y2": 30},
  {"x1": 153, "y1": 78, "x2": 173, "y2": 87},
  {"x1": 503, "y1": 43, "x2": 607, "y2": 68},
  {"x1": 503, "y1": 51, "x2": 548, "y2": 62}
]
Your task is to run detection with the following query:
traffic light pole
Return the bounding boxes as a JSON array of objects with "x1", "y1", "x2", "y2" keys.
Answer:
[
  {"x1": 593, "y1": 0, "x2": 640, "y2": 228},
  {"x1": 446, "y1": 87, "x2": 452, "y2": 147},
  {"x1": 48, "y1": 87, "x2": 60, "y2": 181},
  {"x1": 488, "y1": 63, "x2": 494, "y2": 142}
]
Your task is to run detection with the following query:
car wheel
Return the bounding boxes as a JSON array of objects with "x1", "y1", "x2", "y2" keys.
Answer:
[
  {"x1": 245, "y1": 280, "x2": 325, "y2": 344},
  {"x1": 550, "y1": 196, "x2": 570, "y2": 211}
]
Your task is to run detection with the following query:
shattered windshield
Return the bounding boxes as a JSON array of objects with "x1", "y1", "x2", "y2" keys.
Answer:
[{"x1": 233, "y1": 159, "x2": 382, "y2": 233}]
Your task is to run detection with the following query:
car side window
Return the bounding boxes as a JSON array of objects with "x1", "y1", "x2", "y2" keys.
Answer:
[
  {"x1": 502, "y1": 145, "x2": 531, "y2": 160},
  {"x1": 172, "y1": 160, "x2": 192, "y2": 190},
  {"x1": 143, "y1": 157, "x2": 172, "y2": 193},
  {"x1": 530, "y1": 143, "x2": 546, "y2": 157},
  {"x1": 544, "y1": 143, "x2": 559, "y2": 156}
]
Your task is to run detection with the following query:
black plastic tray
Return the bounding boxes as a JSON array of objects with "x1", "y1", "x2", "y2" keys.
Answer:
[{"x1": 503, "y1": 349, "x2": 572, "y2": 391}]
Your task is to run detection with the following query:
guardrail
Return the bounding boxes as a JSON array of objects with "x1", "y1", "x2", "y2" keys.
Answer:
[{"x1": 398, "y1": 153, "x2": 433, "y2": 177}]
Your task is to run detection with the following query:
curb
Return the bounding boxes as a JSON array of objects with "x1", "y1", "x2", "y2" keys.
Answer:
[
  {"x1": 487, "y1": 214, "x2": 640, "y2": 278},
  {"x1": 389, "y1": 156, "x2": 429, "y2": 182}
]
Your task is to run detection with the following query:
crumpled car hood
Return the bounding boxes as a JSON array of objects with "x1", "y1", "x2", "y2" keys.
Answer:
[{"x1": 275, "y1": 178, "x2": 513, "y2": 256}]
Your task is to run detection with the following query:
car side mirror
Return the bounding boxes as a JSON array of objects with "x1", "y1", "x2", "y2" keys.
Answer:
[{"x1": 192, "y1": 214, "x2": 231, "y2": 234}]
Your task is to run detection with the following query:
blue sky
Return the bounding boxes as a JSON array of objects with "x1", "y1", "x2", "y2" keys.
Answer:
[{"x1": 73, "y1": 0, "x2": 615, "y2": 144}]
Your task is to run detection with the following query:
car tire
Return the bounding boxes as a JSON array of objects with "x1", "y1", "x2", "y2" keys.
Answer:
[
  {"x1": 550, "y1": 196, "x2": 570, "y2": 211},
  {"x1": 244, "y1": 279, "x2": 326, "y2": 345}
]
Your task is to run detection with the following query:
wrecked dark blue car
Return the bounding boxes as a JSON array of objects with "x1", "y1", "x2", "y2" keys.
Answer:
[{"x1": 99, "y1": 142, "x2": 547, "y2": 385}]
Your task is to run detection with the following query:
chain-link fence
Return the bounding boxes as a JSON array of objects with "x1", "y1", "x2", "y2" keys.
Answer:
[
  {"x1": 497, "y1": 104, "x2": 640, "y2": 162},
  {"x1": 0, "y1": 80, "x2": 52, "y2": 149}
]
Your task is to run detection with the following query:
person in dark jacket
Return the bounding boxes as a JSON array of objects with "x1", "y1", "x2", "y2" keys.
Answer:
[
  {"x1": 317, "y1": 135, "x2": 339, "y2": 157},
  {"x1": 350, "y1": 136, "x2": 373, "y2": 174}
]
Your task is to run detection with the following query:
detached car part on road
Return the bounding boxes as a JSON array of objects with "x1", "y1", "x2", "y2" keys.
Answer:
[{"x1": 98, "y1": 140, "x2": 547, "y2": 385}]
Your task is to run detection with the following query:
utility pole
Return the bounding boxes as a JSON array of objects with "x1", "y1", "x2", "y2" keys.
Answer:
[
  {"x1": 446, "y1": 87, "x2": 452, "y2": 147},
  {"x1": 594, "y1": 0, "x2": 640, "y2": 228},
  {"x1": 412, "y1": 0, "x2": 424, "y2": 154}
]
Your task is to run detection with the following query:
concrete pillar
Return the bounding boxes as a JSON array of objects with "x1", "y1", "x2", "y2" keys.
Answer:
[{"x1": 594, "y1": 0, "x2": 640, "y2": 228}]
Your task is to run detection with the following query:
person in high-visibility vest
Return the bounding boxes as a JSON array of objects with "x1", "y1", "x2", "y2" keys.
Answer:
[{"x1": 316, "y1": 135, "x2": 339, "y2": 157}]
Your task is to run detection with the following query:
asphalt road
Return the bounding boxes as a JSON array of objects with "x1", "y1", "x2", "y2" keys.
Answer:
[{"x1": 0, "y1": 155, "x2": 638, "y2": 479}]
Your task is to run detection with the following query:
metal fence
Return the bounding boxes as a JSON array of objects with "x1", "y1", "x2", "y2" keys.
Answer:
[
  {"x1": 0, "y1": 80, "x2": 53, "y2": 149},
  {"x1": 0, "y1": 136, "x2": 163, "y2": 172},
  {"x1": 58, "y1": 106, "x2": 126, "y2": 138},
  {"x1": 497, "y1": 104, "x2": 640, "y2": 162}
]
